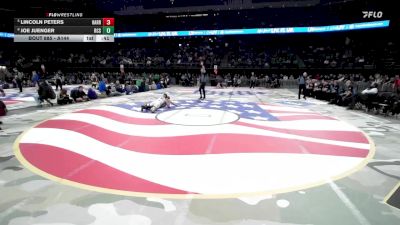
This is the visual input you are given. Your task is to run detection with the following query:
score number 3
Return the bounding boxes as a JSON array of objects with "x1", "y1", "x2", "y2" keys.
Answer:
[{"x1": 102, "y1": 18, "x2": 114, "y2": 26}]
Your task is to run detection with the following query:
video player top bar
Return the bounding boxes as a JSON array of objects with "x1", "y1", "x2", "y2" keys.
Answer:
[{"x1": 14, "y1": 18, "x2": 115, "y2": 26}]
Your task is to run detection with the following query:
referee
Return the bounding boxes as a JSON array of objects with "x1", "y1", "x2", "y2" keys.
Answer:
[
  {"x1": 298, "y1": 72, "x2": 307, "y2": 100},
  {"x1": 199, "y1": 64, "x2": 207, "y2": 100}
]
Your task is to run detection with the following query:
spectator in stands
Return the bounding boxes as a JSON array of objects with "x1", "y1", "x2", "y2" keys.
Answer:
[
  {"x1": 320, "y1": 80, "x2": 330, "y2": 100},
  {"x1": 0, "y1": 100, "x2": 6, "y2": 130},
  {"x1": 70, "y1": 86, "x2": 88, "y2": 102},
  {"x1": 32, "y1": 71, "x2": 40, "y2": 86},
  {"x1": 98, "y1": 79, "x2": 107, "y2": 95},
  {"x1": 158, "y1": 76, "x2": 165, "y2": 88},
  {"x1": 115, "y1": 80, "x2": 124, "y2": 93},
  {"x1": 181, "y1": 74, "x2": 190, "y2": 86},
  {"x1": 360, "y1": 82, "x2": 379, "y2": 110},
  {"x1": 338, "y1": 82, "x2": 354, "y2": 106},
  {"x1": 361, "y1": 82, "x2": 379, "y2": 95},
  {"x1": 373, "y1": 74, "x2": 383, "y2": 85},
  {"x1": 1, "y1": 81, "x2": 9, "y2": 89},
  {"x1": 139, "y1": 78, "x2": 146, "y2": 92},
  {"x1": 156, "y1": 81, "x2": 162, "y2": 89},
  {"x1": 107, "y1": 85, "x2": 123, "y2": 97},
  {"x1": 313, "y1": 80, "x2": 323, "y2": 99},
  {"x1": 234, "y1": 75, "x2": 242, "y2": 87},
  {"x1": 394, "y1": 75, "x2": 400, "y2": 94},
  {"x1": 389, "y1": 95, "x2": 400, "y2": 116},
  {"x1": 124, "y1": 84, "x2": 133, "y2": 95},
  {"x1": 150, "y1": 81, "x2": 157, "y2": 90},
  {"x1": 216, "y1": 75, "x2": 224, "y2": 89},
  {"x1": 57, "y1": 89, "x2": 73, "y2": 105},
  {"x1": 382, "y1": 75, "x2": 391, "y2": 85},
  {"x1": 270, "y1": 75, "x2": 280, "y2": 88},
  {"x1": 328, "y1": 80, "x2": 340, "y2": 103},
  {"x1": 91, "y1": 73, "x2": 98, "y2": 88},
  {"x1": 164, "y1": 75, "x2": 170, "y2": 86},
  {"x1": 0, "y1": 89, "x2": 5, "y2": 97},
  {"x1": 87, "y1": 88, "x2": 98, "y2": 100},
  {"x1": 265, "y1": 75, "x2": 271, "y2": 88},
  {"x1": 348, "y1": 82, "x2": 379, "y2": 110}
]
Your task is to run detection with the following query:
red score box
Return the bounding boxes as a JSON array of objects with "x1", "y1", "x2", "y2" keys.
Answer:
[{"x1": 102, "y1": 18, "x2": 114, "y2": 26}]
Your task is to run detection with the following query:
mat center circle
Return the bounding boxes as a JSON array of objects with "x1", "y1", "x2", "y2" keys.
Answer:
[{"x1": 156, "y1": 108, "x2": 239, "y2": 126}]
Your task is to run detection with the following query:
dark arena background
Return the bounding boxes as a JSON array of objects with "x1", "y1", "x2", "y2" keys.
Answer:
[{"x1": 0, "y1": 1, "x2": 399, "y2": 225}]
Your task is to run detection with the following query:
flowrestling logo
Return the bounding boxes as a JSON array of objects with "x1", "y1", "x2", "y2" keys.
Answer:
[
  {"x1": 15, "y1": 100, "x2": 374, "y2": 198},
  {"x1": 362, "y1": 11, "x2": 383, "y2": 19}
]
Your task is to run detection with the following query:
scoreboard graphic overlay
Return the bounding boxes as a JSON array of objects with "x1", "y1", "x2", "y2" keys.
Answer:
[
  {"x1": 14, "y1": 18, "x2": 115, "y2": 42},
  {"x1": 14, "y1": 101, "x2": 375, "y2": 198}
]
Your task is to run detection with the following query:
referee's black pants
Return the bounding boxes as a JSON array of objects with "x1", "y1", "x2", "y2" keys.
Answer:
[
  {"x1": 199, "y1": 82, "x2": 206, "y2": 99},
  {"x1": 298, "y1": 84, "x2": 306, "y2": 99},
  {"x1": 250, "y1": 81, "x2": 256, "y2": 88}
]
